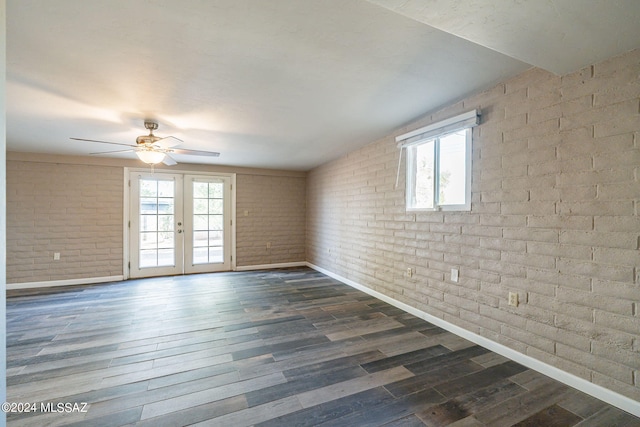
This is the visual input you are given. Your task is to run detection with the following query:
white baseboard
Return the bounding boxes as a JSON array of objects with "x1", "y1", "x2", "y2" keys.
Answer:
[
  {"x1": 306, "y1": 262, "x2": 640, "y2": 418},
  {"x1": 7, "y1": 276, "x2": 124, "y2": 290},
  {"x1": 235, "y1": 261, "x2": 307, "y2": 272}
]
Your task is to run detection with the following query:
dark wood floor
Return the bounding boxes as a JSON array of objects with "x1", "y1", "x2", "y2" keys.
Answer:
[{"x1": 6, "y1": 267, "x2": 640, "y2": 426}]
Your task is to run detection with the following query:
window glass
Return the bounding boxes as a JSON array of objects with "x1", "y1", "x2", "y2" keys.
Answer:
[
  {"x1": 438, "y1": 131, "x2": 467, "y2": 206},
  {"x1": 406, "y1": 128, "x2": 471, "y2": 211},
  {"x1": 414, "y1": 140, "x2": 435, "y2": 209}
]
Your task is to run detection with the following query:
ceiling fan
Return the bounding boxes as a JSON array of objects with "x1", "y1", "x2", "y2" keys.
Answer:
[{"x1": 71, "y1": 121, "x2": 220, "y2": 166}]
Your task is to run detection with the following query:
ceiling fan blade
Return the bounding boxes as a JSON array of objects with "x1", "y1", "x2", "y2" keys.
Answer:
[
  {"x1": 162, "y1": 154, "x2": 178, "y2": 166},
  {"x1": 171, "y1": 148, "x2": 220, "y2": 157},
  {"x1": 155, "y1": 136, "x2": 183, "y2": 149},
  {"x1": 71, "y1": 137, "x2": 137, "y2": 148},
  {"x1": 89, "y1": 149, "x2": 136, "y2": 155}
]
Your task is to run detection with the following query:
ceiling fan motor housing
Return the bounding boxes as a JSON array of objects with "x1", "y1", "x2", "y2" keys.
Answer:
[
  {"x1": 138, "y1": 121, "x2": 161, "y2": 145},
  {"x1": 136, "y1": 135, "x2": 162, "y2": 145}
]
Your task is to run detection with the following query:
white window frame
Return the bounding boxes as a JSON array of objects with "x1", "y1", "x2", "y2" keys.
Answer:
[{"x1": 397, "y1": 110, "x2": 479, "y2": 212}]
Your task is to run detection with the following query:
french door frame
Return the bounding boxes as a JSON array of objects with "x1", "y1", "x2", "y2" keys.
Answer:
[{"x1": 123, "y1": 168, "x2": 236, "y2": 279}]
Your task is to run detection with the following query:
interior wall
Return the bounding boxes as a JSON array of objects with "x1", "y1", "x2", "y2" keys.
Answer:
[
  {"x1": 1, "y1": 0, "x2": 8, "y2": 415},
  {"x1": 236, "y1": 173, "x2": 306, "y2": 267},
  {"x1": 6, "y1": 155, "x2": 307, "y2": 284},
  {"x1": 306, "y1": 49, "x2": 640, "y2": 402},
  {"x1": 7, "y1": 161, "x2": 125, "y2": 283}
]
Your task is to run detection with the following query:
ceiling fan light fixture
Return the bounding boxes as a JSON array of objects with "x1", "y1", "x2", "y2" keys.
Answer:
[
  {"x1": 135, "y1": 149, "x2": 166, "y2": 165},
  {"x1": 72, "y1": 120, "x2": 220, "y2": 165}
]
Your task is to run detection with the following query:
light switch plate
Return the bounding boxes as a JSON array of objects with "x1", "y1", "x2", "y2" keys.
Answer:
[{"x1": 451, "y1": 268, "x2": 459, "y2": 282}]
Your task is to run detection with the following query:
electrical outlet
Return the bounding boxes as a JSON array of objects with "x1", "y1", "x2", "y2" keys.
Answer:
[
  {"x1": 406, "y1": 267, "x2": 413, "y2": 278},
  {"x1": 451, "y1": 268, "x2": 459, "y2": 283},
  {"x1": 266, "y1": 242, "x2": 271, "y2": 249},
  {"x1": 508, "y1": 292, "x2": 519, "y2": 307},
  {"x1": 53, "y1": 252, "x2": 61, "y2": 261}
]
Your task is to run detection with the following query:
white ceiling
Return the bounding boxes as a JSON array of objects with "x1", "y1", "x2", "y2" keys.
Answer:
[{"x1": 7, "y1": 0, "x2": 640, "y2": 171}]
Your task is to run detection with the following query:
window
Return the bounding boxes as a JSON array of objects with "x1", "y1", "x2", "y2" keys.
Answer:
[{"x1": 398, "y1": 110, "x2": 478, "y2": 211}]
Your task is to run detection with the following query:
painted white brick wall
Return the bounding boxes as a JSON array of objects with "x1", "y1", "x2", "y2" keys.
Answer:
[
  {"x1": 307, "y1": 49, "x2": 640, "y2": 401},
  {"x1": 7, "y1": 161, "x2": 307, "y2": 282},
  {"x1": 7, "y1": 161, "x2": 124, "y2": 283},
  {"x1": 236, "y1": 174, "x2": 306, "y2": 266}
]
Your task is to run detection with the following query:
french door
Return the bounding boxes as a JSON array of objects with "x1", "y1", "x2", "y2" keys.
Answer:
[{"x1": 129, "y1": 172, "x2": 232, "y2": 278}]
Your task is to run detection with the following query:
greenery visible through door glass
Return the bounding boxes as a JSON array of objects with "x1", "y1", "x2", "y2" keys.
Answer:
[
  {"x1": 209, "y1": 183, "x2": 223, "y2": 198},
  {"x1": 192, "y1": 180, "x2": 225, "y2": 265},
  {"x1": 209, "y1": 199, "x2": 223, "y2": 214},
  {"x1": 193, "y1": 199, "x2": 208, "y2": 214},
  {"x1": 193, "y1": 182, "x2": 209, "y2": 198},
  {"x1": 138, "y1": 178, "x2": 175, "y2": 269}
]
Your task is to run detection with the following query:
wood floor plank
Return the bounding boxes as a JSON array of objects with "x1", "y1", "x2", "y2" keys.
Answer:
[
  {"x1": 6, "y1": 267, "x2": 639, "y2": 427},
  {"x1": 245, "y1": 364, "x2": 367, "y2": 407},
  {"x1": 89, "y1": 371, "x2": 240, "y2": 418},
  {"x1": 361, "y1": 344, "x2": 451, "y2": 373},
  {"x1": 556, "y1": 388, "x2": 610, "y2": 419},
  {"x1": 382, "y1": 414, "x2": 430, "y2": 427},
  {"x1": 433, "y1": 360, "x2": 527, "y2": 398},
  {"x1": 384, "y1": 360, "x2": 486, "y2": 399},
  {"x1": 63, "y1": 407, "x2": 143, "y2": 427},
  {"x1": 7, "y1": 408, "x2": 90, "y2": 427},
  {"x1": 146, "y1": 364, "x2": 237, "y2": 391},
  {"x1": 572, "y1": 406, "x2": 640, "y2": 427},
  {"x1": 255, "y1": 387, "x2": 396, "y2": 427},
  {"x1": 318, "y1": 387, "x2": 446, "y2": 427},
  {"x1": 511, "y1": 404, "x2": 583, "y2": 427},
  {"x1": 472, "y1": 380, "x2": 571, "y2": 426},
  {"x1": 140, "y1": 372, "x2": 287, "y2": 419},
  {"x1": 416, "y1": 379, "x2": 527, "y2": 426},
  {"x1": 282, "y1": 350, "x2": 384, "y2": 381},
  {"x1": 237, "y1": 347, "x2": 386, "y2": 385},
  {"x1": 134, "y1": 395, "x2": 247, "y2": 427},
  {"x1": 295, "y1": 366, "x2": 414, "y2": 408},
  {"x1": 100, "y1": 354, "x2": 233, "y2": 388},
  {"x1": 7, "y1": 359, "x2": 111, "y2": 386},
  {"x1": 9, "y1": 360, "x2": 155, "y2": 402},
  {"x1": 17, "y1": 344, "x2": 158, "y2": 375},
  {"x1": 189, "y1": 395, "x2": 302, "y2": 427},
  {"x1": 446, "y1": 416, "x2": 485, "y2": 427}
]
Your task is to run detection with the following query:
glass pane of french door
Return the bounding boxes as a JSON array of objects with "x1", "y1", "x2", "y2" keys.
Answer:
[
  {"x1": 130, "y1": 172, "x2": 231, "y2": 278},
  {"x1": 184, "y1": 175, "x2": 231, "y2": 274},
  {"x1": 130, "y1": 173, "x2": 184, "y2": 278},
  {"x1": 139, "y1": 178, "x2": 176, "y2": 268},
  {"x1": 192, "y1": 180, "x2": 223, "y2": 264}
]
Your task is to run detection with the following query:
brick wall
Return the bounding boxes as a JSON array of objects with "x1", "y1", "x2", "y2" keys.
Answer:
[
  {"x1": 7, "y1": 161, "x2": 124, "y2": 283},
  {"x1": 307, "y1": 49, "x2": 640, "y2": 401},
  {"x1": 6, "y1": 157, "x2": 307, "y2": 283},
  {"x1": 236, "y1": 174, "x2": 306, "y2": 266}
]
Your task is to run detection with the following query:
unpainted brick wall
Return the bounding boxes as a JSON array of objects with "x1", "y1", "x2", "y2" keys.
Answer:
[
  {"x1": 236, "y1": 174, "x2": 306, "y2": 266},
  {"x1": 307, "y1": 49, "x2": 640, "y2": 401}
]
